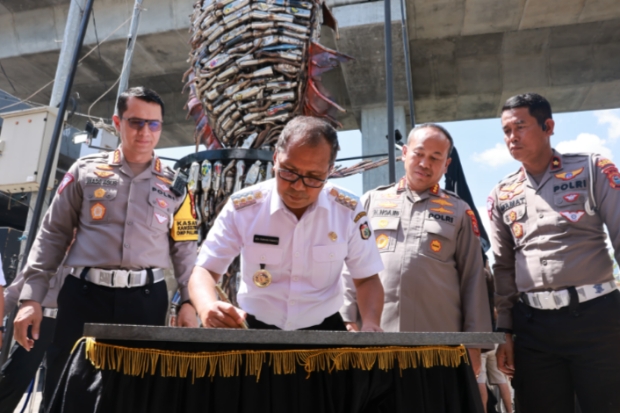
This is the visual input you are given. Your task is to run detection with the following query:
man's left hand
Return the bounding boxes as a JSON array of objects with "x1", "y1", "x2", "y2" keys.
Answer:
[
  {"x1": 176, "y1": 302, "x2": 199, "y2": 327},
  {"x1": 468, "y1": 348, "x2": 482, "y2": 378}
]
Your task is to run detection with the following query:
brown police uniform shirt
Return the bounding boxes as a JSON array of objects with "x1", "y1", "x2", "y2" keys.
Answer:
[
  {"x1": 19, "y1": 147, "x2": 198, "y2": 304},
  {"x1": 488, "y1": 150, "x2": 620, "y2": 330},
  {"x1": 341, "y1": 178, "x2": 492, "y2": 335}
]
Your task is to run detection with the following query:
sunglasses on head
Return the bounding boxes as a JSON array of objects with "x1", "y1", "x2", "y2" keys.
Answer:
[{"x1": 121, "y1": 117, "x2": 163, "y2": 132}]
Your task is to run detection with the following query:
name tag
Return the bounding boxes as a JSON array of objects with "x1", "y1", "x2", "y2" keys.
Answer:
[{"x1": 253, "y1": 235, "x2": 279, "y2": 245}]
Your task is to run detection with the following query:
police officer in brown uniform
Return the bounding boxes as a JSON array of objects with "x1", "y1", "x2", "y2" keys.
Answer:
[
  {"x1": 489, "y1": 93, "x2": 620, "y2": 413},
  {"x1": 12, "y1": 87, "x2": 198, "y2": 408},
  {"x1": 341, "y1": 124, "x2": 492, "y2": 375}
]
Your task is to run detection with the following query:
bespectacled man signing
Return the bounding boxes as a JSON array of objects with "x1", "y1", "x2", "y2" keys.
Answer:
[{"x1": 189, "y1": 116, "x2": 385, "y2": 331}]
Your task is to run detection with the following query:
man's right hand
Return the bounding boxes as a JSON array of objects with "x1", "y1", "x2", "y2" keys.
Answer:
[
  {"x1": 496, "y1": 333, "x2": 515, "y2": 379},
  {"x1": 200, "y1": 301, "x2": 247, "y2": 329},
  {"x1": 13, "y1": 300, "x2": 43, "y2": 351}
]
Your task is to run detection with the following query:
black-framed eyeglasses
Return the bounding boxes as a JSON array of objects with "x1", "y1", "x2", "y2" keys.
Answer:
[
  {"x1": 277, "y1": 168, "x2": 328, "y2": 188},
  {"x1": 121, "y1": 117, "x2": 163, "y2": 132}
]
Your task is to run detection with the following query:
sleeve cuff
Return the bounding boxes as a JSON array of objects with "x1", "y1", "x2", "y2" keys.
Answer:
[
  {"x1": 347, "y1": 261, "x2": 384, "y2": 279},
  {"x1": 19, "y1": 283, "x2": 46, "y2": 305},
  {"x1": 496, "y1": 312, "x2": 513, "y2": 330}
]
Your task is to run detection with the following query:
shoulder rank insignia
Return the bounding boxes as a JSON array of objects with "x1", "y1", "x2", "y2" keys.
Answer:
[
  {"x1": 154, "y1": 158, "x2": 162, "y2": 173},
  {"x1": 231, "y1": 190, "x2": 263, "y2": 210},
  {"x1": 112, "y1": 149, "x2": 121, "y2": 165},
  {"x1": 396, "y1": 177, "x2": 407, "y2": 193},
  {"x1": 554, "y1": 167, "x2": 584, "y2": 181},
  {"x1": 429, "y1": 184, "x2": 440, "y2": 195},
  {"x1": 96, "y1": 164, "x2": 113, "y2": 171},
  {"x1": 156, "y1": 176, "x2": 172, "y2": 185},
  {"x1": 550, "y1": 155, "x2": 562, "y2": 170},
  {"x1": 329, "y1": 187, "x2": 359, "y2": 211},
  {"x1": 94, "y1": 171, "x2": 114, "y2": 179}
]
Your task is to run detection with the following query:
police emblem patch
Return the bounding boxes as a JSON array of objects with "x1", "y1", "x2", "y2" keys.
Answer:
[
  {"x1": 376, "y1": 233, "x2": 389, "y2": 250},
  {"x1": 94, "y1": 171, "x2": 114, "y2": 179},
  {"x1": 487, "y1": 197, "x2": 494, "y2": 220},
  {"x1": 608, "y1": 172, "x2": 620, "y2": 189},
  {"x1": 465, "y1": 209, "x2": 480, "y2": 237},
  {"x1": 512, "y1": 223, "x2": 523, "y2": 238},
  {"x1": 90, "y1": 202, "x2": 106, "y2": 220},
  {"x1": 430, "y1": 239, "x2": 442, "y2": 252},
  {"x1": 359, "y1": 222, "x2": 371, "y2": 240},
  {"x1": 157, "y1": 199, "x2": 168, "y2": 208},
  {"x1": 154, "y1": 212, "x2": 168, "y2": 224},
  {"x1": 563, "y1": 193, "x2": 579, "y2": 203},
  {"x1": 559, "y1": 210, "x2": 585, "y2": 222},
  {"x1": 94, "y1": 188, "x2": 106, "y2": 198},
  {"x1": 156, "y1": 176, "x2": 172, "y2": 185},
  {"x1": 554, "y1": 167, "x2": 584, "y2": 181},
  {"x1": 57, "y1": 173, "x2": 74, "y2": 195}
]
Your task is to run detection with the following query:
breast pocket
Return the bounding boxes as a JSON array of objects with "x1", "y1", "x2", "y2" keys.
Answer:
[
  {"x1": 421, "y1": 219, "x2": 455, "y2": 262},
  {"x1": 554, "y1": 192, "x2": 588, "y2": 225},
  {"x1": 311, "y1": 243, "x2": 348, "y2": 289},
  {"x1": 147, "y1": 189, "x2": 175, "y2": 232},
  {"x1": 371, "y1": 216, "x2": 399, "y2": 253},
  {"x1": 244, "y1": 246, "x2": 284, "y2": 285},
  {"x1": 84, "y1": 187, "x2": 118, "y2": 224}
]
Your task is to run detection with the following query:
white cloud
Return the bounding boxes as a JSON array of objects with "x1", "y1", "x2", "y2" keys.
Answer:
[
  {"x1": 595, "y1": 110, "x2": 620, "y2": 142},
  {"x1": 471, "y1": 143, "x2": 514, "y2": 167},
  {"x1": 556, "y1": 133, "x2": 613, "y2": 160}
]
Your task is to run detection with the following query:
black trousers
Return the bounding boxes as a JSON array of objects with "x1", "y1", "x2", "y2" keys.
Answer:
[
  {"x1": 512, "y1": 290, "x2": 620, "y2": 413},
  {"x1": 43, "y1": 275, "x2": 168, "y2": 411},
  {"x1": 246, "y1": 312, "x2": 347, "y2": 331},
  {"x1": 0, "y1": 317, "x2": 56, "y2": 413}
]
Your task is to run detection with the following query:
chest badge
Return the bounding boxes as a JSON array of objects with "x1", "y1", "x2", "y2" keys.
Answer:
[
  {"x1": 154, "y1": 212, "x2": 168, "y2": 224},
  {"x1": 328, "y1": 231, "x2": 338, "y2": 241},
  {"x1": 157, "y1": 199, "x2": 169, "y2": 208},
  {"x1": 376, "y1": 233, "x2": 389, "y2": 250},
  {"x1": 431, "y1": 199, "x2": 453, "y2": 207},
  {"x1": 90, "y1": 202, "x2": 106, "y2": 220},
  {"x1": 94, "y1": 171, "x2": 114, "y2": 179},
  {"x1": 430, "y1": 239, "x2": 442, "y2": 252},
  {"x1": 157, "y1": 176, "x2": 172, "y2": 185},
  {"x1": 96, "y1": 164, "x2": 113, "y2": 171},
  {"x1": 512, "y1": 223, "x2": 524, "y2": 239},
  {"x1": 359, "y1": 222, "x2": 371, "y2": 240},
  {"x1": 554, "y1": 167, "x2": 584, "y2": 181},
  {"x1": 94, "y1": 188, "x2": 106, "y2": 198},
  {"x1": 559, "y1": 210, "x2": 585, "y2": 223},
  {"x1": 508, "y1": 210, "x2": 517, "y2": 223},
  {"x1": 430, "y1": 206, "x2": 453, "y2": 215},
  {"x1": 563, "y1": 193, "x2": 579, "y2": 203},
  {"x1": 378, "y1": 219, "x2": 389, "y2": 228},
  {"x1": 378, "y1": 202, "x2": 398, "y2": 208},
  {"x1": 253, "y1": 264, "x2": 272, "y2": 288}
]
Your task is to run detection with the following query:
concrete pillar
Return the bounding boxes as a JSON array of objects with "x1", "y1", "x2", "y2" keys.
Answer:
[{"x1": 360, "y1": 106, "x2": 407, "y2": 193}]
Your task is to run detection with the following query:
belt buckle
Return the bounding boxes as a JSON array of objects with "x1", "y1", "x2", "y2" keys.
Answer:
[
  {"x1": 98, "y1": 270, "x2": 113, "y2": 287},
  {"x1": 113, "y1": 271, "x2": 130, "y2": 288},
  {"x1": 539, "y1": 291, "x2": 559, "y2": 310}
]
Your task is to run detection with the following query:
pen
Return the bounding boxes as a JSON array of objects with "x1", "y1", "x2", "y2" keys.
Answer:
[{"x1": 215, "y1": 284, "x2": 249, "y2": 329}]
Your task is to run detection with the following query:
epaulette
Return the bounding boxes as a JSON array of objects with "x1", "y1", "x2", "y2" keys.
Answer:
[
  {"x1": 560, "y1": 152, "x2": 590, "y2": 158},
  {"x1": 230, "y1": 188, "x2": 265, "y2": 211},
  {"x1": 442, "y1": 188, "x2": 462, "y2": 200},
  {"x1": 79, "y1": 152, "x2": 108, "y2": 163},
  {"x1": 371, "y1": 182, "x2": 396, "y2": 192},
  {"x1": 328, "y1": 187, "x2": 359, "y2": 211},
  {"x1": 497, "y1": 167, "x2": 522, "y2": 185}
]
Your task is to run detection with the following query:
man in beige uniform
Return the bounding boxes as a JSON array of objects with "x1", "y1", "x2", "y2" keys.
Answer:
[
  {"x1": 12, "y1": 87, "x2": 198, "y2": 408},
  {"x1": 490, "y1": 93, "x2": 620, "y2": 413},
  {"x1": 341, "y1": 124, "x2": 492, "y2": 375}
]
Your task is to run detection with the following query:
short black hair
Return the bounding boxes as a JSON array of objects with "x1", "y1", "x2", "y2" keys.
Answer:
[
  {"x1": 408, "y1": 123, "x2": 454, "y2": 157},
  {"x1": 116, "y1": 86, "x2": 165, "y2": 119},
  {"x1": 502, "y1": 93, "x2": 552, "y2": 128},
  {"x1": 276, "y1": 116, "x2": 340, "y2": 165}
]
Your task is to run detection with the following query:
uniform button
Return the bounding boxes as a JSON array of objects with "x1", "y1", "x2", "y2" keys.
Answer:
[
  {"x1": 260, "y1": 255, "x2": 265, "y2": 260},
  {"x1": 539, "y1": 214, "x2": 544, "y2": 219},
  {"x1": 542, "y1": 260, "x2": 547, "y2": 266},
  {"x1": 124, "y1": 243, "x2": 130, "y2": 248},
  {"x1": 330, "y1": 253, "x2": 334, "y2": 258},
  {"x1": 294, "y1": 252, "x2": 300, "y2": 257},
  {"x1": 290, "y1": 300, "x2": 296, "y2": 305},
  {"x1": 293, "y1": 276, "x2": 299, "y2": 282},
  {"x1": 127, "y1": 221, "x2": 133, "y2": 226}
]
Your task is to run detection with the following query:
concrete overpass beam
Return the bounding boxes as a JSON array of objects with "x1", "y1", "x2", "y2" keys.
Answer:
[{"x1": 361, "y1": 106, "x2": 406, "y2": 193}]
